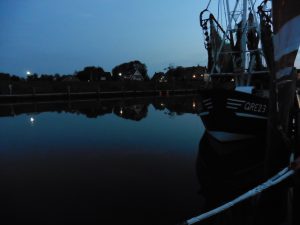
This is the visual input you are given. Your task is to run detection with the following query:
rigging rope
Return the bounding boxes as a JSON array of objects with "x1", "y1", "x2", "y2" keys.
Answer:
[
  {"x1": 205, "y1": 0, "x2": 212, "y2": 10},
  {"x1": 183, "y1": 158, "x2": 300, "y2": 225}
]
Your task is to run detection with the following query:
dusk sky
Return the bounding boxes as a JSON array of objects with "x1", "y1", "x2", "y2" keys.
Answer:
[
  {"x1": 0, "y1": 0, "x2": 208, "y2": 77},
  {"x1": 1, "y1": 0, "x2": 299, "y2": 77}
]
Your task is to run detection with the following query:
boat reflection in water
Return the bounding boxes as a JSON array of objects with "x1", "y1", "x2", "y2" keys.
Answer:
[{"x1": 195, "y1": 130, "x2": 299, "y2": 225}]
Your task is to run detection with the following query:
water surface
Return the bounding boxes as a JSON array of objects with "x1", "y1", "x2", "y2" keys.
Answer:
[
  {"x1": 1, "y1": 96, "x2": 296, "y2": 225},
  {"x1": 0, "y1": 96, "x2": 205, "y2": 225}
]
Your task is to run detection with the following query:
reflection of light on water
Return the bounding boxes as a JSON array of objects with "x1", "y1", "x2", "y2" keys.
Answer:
[{"x1": 29, "y1": 117, "x2": 35, "y2": 125}]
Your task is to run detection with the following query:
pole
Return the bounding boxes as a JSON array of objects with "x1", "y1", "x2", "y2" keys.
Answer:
[
  {"x1": 241, "y1": 0, "x2": 248, "y2": 85},
  {"x1": 225, "y1": 0, "x2": 234, "y2": 49}
]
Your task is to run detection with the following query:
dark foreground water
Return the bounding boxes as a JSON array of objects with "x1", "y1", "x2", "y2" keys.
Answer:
[
  {"x1": 0, "y1": 96, "x2": 298, "y2": 225},
  {"x1": 0, "y1": 96, "x2": 205, "y2": 225}
]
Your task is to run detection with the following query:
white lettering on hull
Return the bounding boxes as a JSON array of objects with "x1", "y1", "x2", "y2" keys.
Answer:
[{"x1": 244, "y1": 102, "x2": 267, "y2": 113}]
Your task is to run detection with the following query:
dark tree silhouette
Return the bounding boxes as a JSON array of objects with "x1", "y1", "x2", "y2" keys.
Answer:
[
  {"x1": 27, "y1": 73, "x2": 39, "y2": 81},
  {"x1": 40, "y1": 74, "x2": 54, "y2": 82},
  {"x1": 0, "y1": 73, "x2": 11, "y2": 81},
  {"x1": 165, "y1": 66, "x2": 206, "y2": 81},
  {"x1": 151, "y1": 72, "x2": 165, "y2": 81},
  {"x1": 75, "y1": 66, "x2": 110, "y2": 81},
  {"x1": 11, "y1": 75, "x2": 21, "y2": 81},
  {"x1": 112, "y1": 60, "x2": 149, "y2": 80}
]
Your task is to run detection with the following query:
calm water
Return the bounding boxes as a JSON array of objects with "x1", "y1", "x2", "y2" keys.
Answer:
[
  {"x1": 0, "y1": 96, "x2": 206, "y2": 225},
  {"x1": 0, "y1": 96, "x2": 297, "y2": 225}
]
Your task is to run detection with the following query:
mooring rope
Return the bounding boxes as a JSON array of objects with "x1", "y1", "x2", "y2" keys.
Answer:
[{"x1": 184, "y1": 158, "x2": 300, "y2": 225}]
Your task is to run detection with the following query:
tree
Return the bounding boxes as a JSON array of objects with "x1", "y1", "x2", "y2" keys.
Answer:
[
  {"x1": 11, "y1": 75, "x2": 20, "y2": 81},
  {"x1": 75, "y1": 66, "x2": 108, "y2": 81},
  {"x1": 39, "y1": 74, "x2": 54, "y2": 82},
  {"x1": 151, "y1": 72, "x2": 165, "y2": 81},
  {"x1": 27, "y1": 73, "x2": 38, "y2": 81},
  {"x1": 112, "y1": 60, "x2": 149, "y2": 80},
  {"x1": 0, "y1": 73, "x2": 11, "y2": 81},
  {"x1": 165, "y1": 66, "x2": 206, "y2": 81}
]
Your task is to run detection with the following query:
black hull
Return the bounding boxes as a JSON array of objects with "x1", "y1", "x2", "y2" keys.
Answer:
[
  {"x1": 197, "y1": 132, "x2": 266, "y2": 202},
  {"x1": 200, "y1": 89, "x2": 269, "y2": 137},
  {"x1": 195, "y1": 132, "x2": 267, "y2": 225}
]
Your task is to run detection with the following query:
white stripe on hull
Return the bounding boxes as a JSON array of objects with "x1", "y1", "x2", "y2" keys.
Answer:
[
  {"x1": 235, "y1": 112, "x2": 267, "y2": 119},
  {"x1": 227, "y1": 102, "x2": 242, "y2": 106},
  {"x1": 226, "y1": 106, "x2": 238, "y2": 110},
  {"x1": 227, "y1": 98, "x2": 246, "y2": 103},
  {"x1": 203, "y1": 98, "x2": 212, "y2": 103},
  {"x1": 204, "y1": 102, "x2": 212, "y2": 106}
]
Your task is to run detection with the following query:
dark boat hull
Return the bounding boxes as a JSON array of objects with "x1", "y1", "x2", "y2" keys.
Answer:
[{"x1": 200, "y1": 89, "x2": 269, "y2": 136}]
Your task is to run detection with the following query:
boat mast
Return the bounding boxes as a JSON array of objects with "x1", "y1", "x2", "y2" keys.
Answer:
[
  {"x1": 208, "y1": 0, "x2": 262, "y2": 79},
  {"x1": 225, "y1": 0, "x2": 234, "y2": 50},
  {"x1": 241, "y1": 0, "x2": 248, "y2": 84},
  {"x1": 209, "y1": 0, "x2": 240, "y2": 74}
]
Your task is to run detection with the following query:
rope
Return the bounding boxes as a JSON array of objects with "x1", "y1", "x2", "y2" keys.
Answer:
[
  {"x1": 205, "y1": 0, "x2": 212, "y2": 10},
  {"x1": 184, "y1": 166, "x2": 297, "y2": 225}
]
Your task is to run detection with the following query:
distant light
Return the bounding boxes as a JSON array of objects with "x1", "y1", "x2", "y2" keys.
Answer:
[
  {"x1": 192, "y1": 74, "x2": 196, "y2": 78},
  {"x1": 160, "y1": 103, "x2": 165, "y2": 107},
  {"x1": 231, "y1": 78, "x2": 235, "y2": 82},
  {"x1": 118, "y1": 73, "x2": 122, "y2": 76},
  {"x1": 120, "y1": 108, "x2": 123, "y2": 115},
  {"x1": 193, "y1": 102, "x2": 196, "y2": 108},
  {"x1": 26, "y1": 71, "x2": 31, "y2": 76}
]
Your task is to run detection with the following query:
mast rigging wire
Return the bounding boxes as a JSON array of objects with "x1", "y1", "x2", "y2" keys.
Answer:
[{"x1": 205, "y1": 0, "x2": 212, "y2": 10}]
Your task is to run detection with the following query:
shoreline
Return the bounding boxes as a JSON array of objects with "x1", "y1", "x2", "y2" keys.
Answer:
[{"x1": 0, "y1": 88, "x2": 202, "y2": 103}]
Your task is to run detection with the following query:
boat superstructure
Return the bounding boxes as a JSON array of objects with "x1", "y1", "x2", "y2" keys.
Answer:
[{"x1": 199, "y1": 0, "x2": 272, "y2": 136}]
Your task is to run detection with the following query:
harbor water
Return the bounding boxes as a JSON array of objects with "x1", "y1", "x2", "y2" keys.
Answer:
[{"x1": 0, "y1": 96, "x2": 298, "y2": 225}]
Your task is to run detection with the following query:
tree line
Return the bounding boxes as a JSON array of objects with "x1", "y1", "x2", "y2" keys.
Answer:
[{"x1": 0, "y1": 60, "x2": 207, "y2": 82}]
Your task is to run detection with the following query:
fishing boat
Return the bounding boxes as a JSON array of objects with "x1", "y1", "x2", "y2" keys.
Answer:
[
  {"x1": 182, "y1": 0, "x2": 300, "y2": 224},
  {"x1": 198, "y1": 0, "x2": 279, "y2": 137}
]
